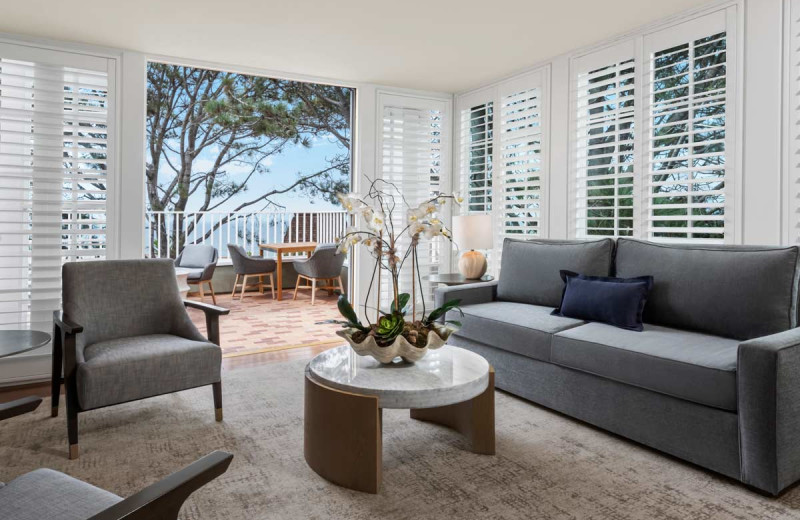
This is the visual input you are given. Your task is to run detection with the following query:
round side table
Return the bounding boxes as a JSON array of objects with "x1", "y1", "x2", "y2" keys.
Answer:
[
  {"x1": 429, "y1": 273, "x2": 494, "y2": 286},
  {"x1": 0, "y1": 330, "x2": 51, "y2": 421}
]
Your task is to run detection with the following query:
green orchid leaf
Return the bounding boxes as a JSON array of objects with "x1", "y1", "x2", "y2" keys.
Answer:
[
  {"x1": 390, "y1": 293, "x2": 411, "y2": 315},
  {"x1": 424, "y1": 298, "x2": 463, "y2": 326},
  {"x1": 336, "y1": 295, "x2": 368, "y2": 332}
]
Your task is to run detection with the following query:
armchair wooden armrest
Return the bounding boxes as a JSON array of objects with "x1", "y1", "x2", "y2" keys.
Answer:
[
  {"x1": 87, "y1": 451, "x2": 233, "y2": 520},
  {"x1": 183, "y1": 300, "x2": 229, "y2": 346},
  {"x1": 183, "y1": 300, "x2": 230, "y2": 316},
  {"x1": 53, "y1": 310, "x2": 84, "y2": 335}
]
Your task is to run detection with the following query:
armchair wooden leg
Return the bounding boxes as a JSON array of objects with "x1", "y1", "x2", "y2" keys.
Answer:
[
  {"x1": 269, "y1": 273, "x2": 275, "y2": 299},
  {"x1": 67, "y1": 400, "x2": 79, "y2": 460},
  {"x1": 198, "y1": 282, "x2": 206, "y2": 302},
  {"x1": 207, "y1": 281, "x2": 217, "y2": 305},
  {"x1": 231, "y1": 274, "x2": 239, "y2": 298},
  {"x1": 213, "y1": 382, "x2": 223, "y2": 422},
  {"x1": 311, "y1": 278, "x2": 317, "y2": 305},
  {"x1": 293, "y1": 275, "x2": 302, "y2": 300},
  {"x1": 240, "y1": 275, "x2": 249, "y2": 300},
  {"x1": 338, "y1": 276, "x2": 345, "y2": 295},
  {"x1": 51, "y1": 327, "x2": 62, "y2": 417}
]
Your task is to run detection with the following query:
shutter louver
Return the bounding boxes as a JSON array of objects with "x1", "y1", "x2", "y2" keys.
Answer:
[
  {"x1": 0, "y1": 53, "x2": 109, "y2": 331},
  {"x1": 379, "y1": 102, "x2": 445, "y2": 308},
  {"x1": 498, "y1": 86, "x2": 543, "y2": 239},
  {"x1": 573, "y1": 58, "x2": 636, "y2": 237},
  {"x1": 790, "y1": 0, "x2": 800, "y2": 245},
  {"x1": 645, "y1": 32, "x2": 728, "y2": 243},
  {"x1": 459, "y1": 102, "x2": 493, "y2": 214}
]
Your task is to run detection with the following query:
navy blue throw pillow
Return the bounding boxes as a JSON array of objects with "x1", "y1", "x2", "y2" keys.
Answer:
[{"x1": 552, "y1": 271, "x2": 654, "y2": 331}]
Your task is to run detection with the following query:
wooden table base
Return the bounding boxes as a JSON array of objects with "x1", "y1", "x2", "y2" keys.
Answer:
[{"x1": 303, "y1": 367, "x2": 495, "y2": 494}]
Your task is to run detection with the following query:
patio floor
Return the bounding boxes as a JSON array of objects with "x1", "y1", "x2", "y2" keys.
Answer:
[{"x1": 185, "y1": 289, "x2": 344, "y2": 357}]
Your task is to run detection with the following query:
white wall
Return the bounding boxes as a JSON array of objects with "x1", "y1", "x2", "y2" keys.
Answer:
[{"x1": 454, "y1": 0, "x2": 787, "y2": 246}]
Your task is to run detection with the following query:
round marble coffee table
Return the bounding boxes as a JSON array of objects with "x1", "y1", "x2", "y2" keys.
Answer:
[{"x1": 304, "y1": 345, "x2": 495, "y2": 494}]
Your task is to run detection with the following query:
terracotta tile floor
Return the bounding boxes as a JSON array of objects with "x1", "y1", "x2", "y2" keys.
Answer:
[{"x1": 185, "y1": 289, "x2": 344, "y2": 358}]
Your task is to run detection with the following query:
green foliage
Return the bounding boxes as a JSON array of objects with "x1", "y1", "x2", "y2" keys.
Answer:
[
  {"x1": 390, "y1": 293, "x2": 411, "y2": 315},
  {"x1": 335, "y1": 294, "x2": 368, "y2": 332},
  {"x1": 424, "y1": 299, "x2": 463, "y2": 327}
]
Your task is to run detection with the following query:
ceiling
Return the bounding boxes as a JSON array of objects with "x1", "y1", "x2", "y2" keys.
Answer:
[{"x1": 1, "y1": 0, "x2": 710, "y2": 92}]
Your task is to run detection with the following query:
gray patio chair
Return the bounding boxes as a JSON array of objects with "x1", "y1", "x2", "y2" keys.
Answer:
[
  {"x1": 52, "y1": 259, "x2": 229, "y2": 459},
  {"x1": 175, "y1": 244, "x2": 218, "y2": 304},
  {"x1": 0, "y1": 451, "x2": 232, "y2": 520},
  {"x1": 292, "y1": 244, "x2": 345, "y2": 305},
  {"x1": 227, "y1": 244, "x2": 277, "y2": 300}
]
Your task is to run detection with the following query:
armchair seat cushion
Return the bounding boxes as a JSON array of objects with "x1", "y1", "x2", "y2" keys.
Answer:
[
  {"x1": 77, "y1": 334, "x2": 222, "y2": 410},
  {"x1": 0, "y1": 468, "x2": 121, "y2": 520},
  {"x1": 185, "y1": 268, "x2": 205, "y2": 281},
  {"x1": 552, "y1": 322, "x2": 739, "y2": 410},
  {"x1": 448, "y1": 301, "x2": 585, "y2": 361}
]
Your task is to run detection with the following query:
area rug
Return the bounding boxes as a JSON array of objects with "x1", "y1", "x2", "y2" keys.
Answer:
[{"x1": 2, "y1": 359, "x2": 800, "y2": 520}]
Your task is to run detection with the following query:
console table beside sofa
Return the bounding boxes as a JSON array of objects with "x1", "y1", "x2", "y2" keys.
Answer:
[{"x1": 436, "y1": 237, "x2": 800, "y2": 496}]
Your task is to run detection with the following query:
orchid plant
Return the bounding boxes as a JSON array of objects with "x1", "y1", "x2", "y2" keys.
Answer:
[{"x1": 330, "y1": 179, "x2": 464, "y2": 348}]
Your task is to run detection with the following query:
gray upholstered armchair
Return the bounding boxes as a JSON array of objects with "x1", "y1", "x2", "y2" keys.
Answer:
[
  {"x1": 0, "y1": 451, "x2": 232, "y2": 520},
  {"x1": 228, "y1": 244, "x2": 277, "y2": 300},
  {"x1": 175, "y1": 244, "x2": 218, "y2": 304},
  {"x1": 292, "y1": 244, "x2": 345, "y2": 305},
  {"x1": 51, "y1": 259, "x2": 229, "y2": 459}
]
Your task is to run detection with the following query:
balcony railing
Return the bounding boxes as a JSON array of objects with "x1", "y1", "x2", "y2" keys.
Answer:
[{"x1": 144, "y1": 210, "x2": 349, "y2": 260}]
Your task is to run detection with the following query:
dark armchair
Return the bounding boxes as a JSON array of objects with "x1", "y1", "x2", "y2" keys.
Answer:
[
  {"x1": 292, "y1": 244, "x2": 345, "y2": 305},
  {"x1": 227, "y1": 244, "x2": 277, "y2": 300},
  {"x1": 175, "y1": 245, "x2": 219, "y2": 304},
  {"x1": 0, "y1": 451, "x2": 233, "y2": 520},
  {"x1": 52, "y1": 259, "x2": 230, "y2": 459}
]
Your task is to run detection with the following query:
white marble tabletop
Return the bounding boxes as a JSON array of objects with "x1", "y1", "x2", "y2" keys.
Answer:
[{"x1": 307, "y1": 345, "x2": 490, "y2": 409}]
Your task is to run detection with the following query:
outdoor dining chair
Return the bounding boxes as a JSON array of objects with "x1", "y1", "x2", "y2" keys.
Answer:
[
  {"x1": 228, "y1": 244, "x2": 277, "y2": 300},
  {"x1": 175, "y1": 244, "x2": 219, "y2": 304},
  {"x1": 292, "y1": 244, "x2": 345, "y2": 305}
]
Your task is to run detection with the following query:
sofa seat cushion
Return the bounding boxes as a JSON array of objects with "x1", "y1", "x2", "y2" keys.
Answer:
[
  {"x1": 77, "y1": 334, "x2": 222, "y2": 410},
  {"x1": 552, "y1": 322, "x2": 739, "y2": 410},
  {"x1": 0, "y1": 468, "x2": 121, "y2": 520},
  {"x1": 448, "y1": 301, "x2": 585, "y2": 361}
]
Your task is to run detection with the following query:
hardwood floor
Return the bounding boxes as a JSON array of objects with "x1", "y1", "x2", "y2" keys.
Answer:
[{"x1": 0, "y1": 343, "x2": 337, "y2": 401}]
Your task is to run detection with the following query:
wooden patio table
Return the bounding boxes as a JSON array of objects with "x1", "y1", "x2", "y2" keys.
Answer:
[{"x1": 258, "y1": 242, "x2": 317, "y2": 300}]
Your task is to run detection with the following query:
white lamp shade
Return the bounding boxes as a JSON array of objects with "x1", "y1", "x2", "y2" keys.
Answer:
[{"x1": 452, "y1": 214, "x2": 493, "y2": 251}]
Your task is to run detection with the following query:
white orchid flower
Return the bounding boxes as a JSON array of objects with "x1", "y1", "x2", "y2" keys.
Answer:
[
  {"x1": 406, "y1": 206, "x2": 425, "y2": 224},
  {"x1": 453, "y1": 192, "x2": 464, "y2": 204},
  {"x1": 369, "y1": 212, "x2": 386, "y2": 232},
  {"x1": 408, "y1": 222, "x2": 428, "y2": 238},
  {"x1": 421, "y1": 202, "x2": 437, "y2": 215},
  {"x1": 424, "y1": 222, "x2": 443, "y2": 239}
]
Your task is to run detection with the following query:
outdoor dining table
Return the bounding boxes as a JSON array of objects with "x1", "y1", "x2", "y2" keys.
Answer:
[{"x1": 258, "y1": 242, "x2": 317, "y2": 300}]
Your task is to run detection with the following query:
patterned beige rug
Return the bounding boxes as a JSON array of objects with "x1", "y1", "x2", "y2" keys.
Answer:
[{"x1": 1, "y1": 359, "x2": 800, "y2": 519}]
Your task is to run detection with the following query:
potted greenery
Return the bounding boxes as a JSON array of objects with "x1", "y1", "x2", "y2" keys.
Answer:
[{"x1": 330, "y1": 180, "x2": 464, "y2": 363}]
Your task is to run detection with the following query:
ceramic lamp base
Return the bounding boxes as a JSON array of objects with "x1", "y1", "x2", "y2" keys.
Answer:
[{"x1": 458, "y1": 250, "x2": 487, "y2": 279}]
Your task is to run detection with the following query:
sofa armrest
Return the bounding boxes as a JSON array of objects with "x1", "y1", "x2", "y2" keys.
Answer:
[
  {"x1": 433, "y1": 280, "x2": 498, "y2": 316},
  {"x1": 88, "y1": 451, "x2": 233, "y2": 520},
  {"x1": 738, "y1": 327, "x2": 800, "y2": 495}
]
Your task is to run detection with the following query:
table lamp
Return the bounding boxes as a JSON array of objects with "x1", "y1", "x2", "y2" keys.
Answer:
[{"x1": 452, "y1": 214, "x2": 493, "y2": 279}]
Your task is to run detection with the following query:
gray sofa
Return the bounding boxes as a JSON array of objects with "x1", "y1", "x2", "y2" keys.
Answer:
[{"x1": 436, "y1": 237, "x2": 800, "y2": 495}]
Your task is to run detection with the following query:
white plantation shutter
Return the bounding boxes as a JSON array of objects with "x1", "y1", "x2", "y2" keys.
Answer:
[
  {"x1": 0, "y1": 44, "x2": 113, "y2": 331},
  {"x1": 455, "y1": 68, "x2": 549, "y2": 273},
  {"x1": 458, "y1": 99, "x2": 493, "y2": 214},
  {"x1": 570, "y1": 42, "x2": 637, "y2": 238},
  {"x1": 496, "y1": 72, "x2": 546, "y2": 244},
  {"x1": 643, "y1": 11, "x2": 733, "y2": 243},
  {"x1": 378, "y1": 94, "x2": 448, "y2": 311}
]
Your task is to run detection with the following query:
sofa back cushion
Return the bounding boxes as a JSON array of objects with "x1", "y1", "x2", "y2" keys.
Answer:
[
  {"x1": 614, "y1": 238, "x2": 800, "y2": 340},
  {"x1": 496, "y1": 238, "x2": 615, "y2": 307}
]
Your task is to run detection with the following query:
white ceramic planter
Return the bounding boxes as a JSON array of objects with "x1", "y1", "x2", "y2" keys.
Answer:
[{"x1": 337, "y1": 326, "x2": 452, "y2": 364}]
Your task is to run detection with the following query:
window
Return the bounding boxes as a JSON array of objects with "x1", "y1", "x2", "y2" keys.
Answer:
[
  {"x1": 569, "y1": 9, "x2": 736, "y2": 244},
  {"x1": 377, "y1": 93, "x2": 449, "y2": 306},
  {"x1": 0, "y1": 43, "x2": 114, "y2": 331},
  {"x1": 789, "y1": 0, "x2": 800, "y2": 245},
  {"x1": 455, "y1": 69, "x2": 548, "y2": 269},
  {"x1": 572, "y1": 50, "x2": 635, "y2": 238},
  {"x1": 497, "y1": 80, "x2": 544, "y2": 240},
  {"x1": 459, "y1": 101, "x2": 493, "y2": 214}
]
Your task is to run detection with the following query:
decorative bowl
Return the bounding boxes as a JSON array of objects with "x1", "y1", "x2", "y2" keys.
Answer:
[{"x1": 337, "y1": 326, "x2": 452, "y2": 364}]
